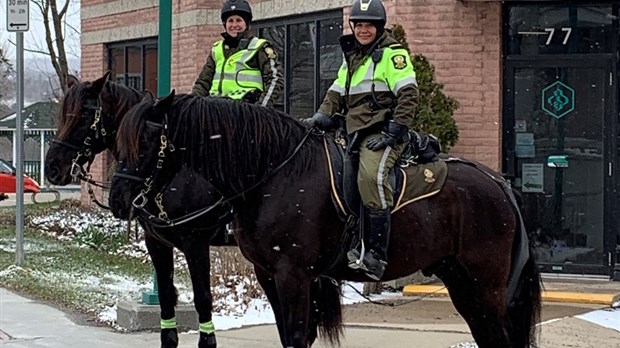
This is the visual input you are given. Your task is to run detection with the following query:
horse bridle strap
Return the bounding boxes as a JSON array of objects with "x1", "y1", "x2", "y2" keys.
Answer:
[
  {"x1": 130, "y1": 126, "x2": 314, "y2": 228},
  {"x1": 52, "y1": 97, "x2": 113, "y2": 190},
  {"x1": 112, "y1": 172, "x2": 146, "y2": 183}
]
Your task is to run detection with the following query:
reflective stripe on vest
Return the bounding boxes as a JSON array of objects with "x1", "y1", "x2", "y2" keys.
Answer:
[
  {"x1": 328, "y1": 46, "x2": 417, "y2": 97},
  {"x1": 210, "y1": 37, "x2": 266, "y2": 99}
]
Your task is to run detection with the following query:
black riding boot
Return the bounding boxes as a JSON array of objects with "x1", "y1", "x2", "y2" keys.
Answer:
[{"x1": 347, "y1": 208, "x2": 391, "y2": 281}]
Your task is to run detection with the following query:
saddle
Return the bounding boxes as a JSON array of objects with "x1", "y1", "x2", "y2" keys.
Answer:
[
  {"x1": 320, "y1": 132, "x2": 447, "y2": 277},
  {"x1": 323, "y1": 132, "x2": 448, "y2": 219}
]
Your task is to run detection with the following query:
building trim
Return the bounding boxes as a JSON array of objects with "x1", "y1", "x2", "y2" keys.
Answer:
[
  {"x1": 82, "y1": 0, "x2": 350, "y2": 20},
  {"x1": 82, "y1": 0, "x2": 158, "y2": 20},
  {"x1": 83, "y1": 0, "x2": 350, "y2": 45}
]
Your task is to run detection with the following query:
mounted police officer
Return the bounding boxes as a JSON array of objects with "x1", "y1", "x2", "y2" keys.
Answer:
[
  {"x1": 303, "y1": 0, "x2": 419, "y2": 280},
  {"x1": 191, "y1": 0, "x2": 283, "y2": 107}
]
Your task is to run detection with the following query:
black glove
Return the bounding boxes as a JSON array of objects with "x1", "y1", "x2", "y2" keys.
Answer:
[
  {"x1": 301, "y1": 111, "x2": 336, "y2": 131},
  {"x1": 366, "y1": 121, "x2": 410, "y2": 151}
]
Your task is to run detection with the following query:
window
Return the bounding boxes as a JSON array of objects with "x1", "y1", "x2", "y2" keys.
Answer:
[
  {"x1": 254, "y1": 11, "x2": 343, "y2": 117},
  {"x1": 108, "y1": 39, "x2": 158, "y2": 92},
  {"x1": 506, "y1": 5, "x2": 616, "y2": 56}
]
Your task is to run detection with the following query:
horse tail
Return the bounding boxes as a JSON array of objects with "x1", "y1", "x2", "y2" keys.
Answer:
[
  {"x1": 495, "y1": 175, "x2": 541, "y2": 347},
  {"x1": 507, "y1": 250, "x2": 542, "y2": 348},
  {"x1": 311, "y1": 276, "x2": 344, "y2": 345}
]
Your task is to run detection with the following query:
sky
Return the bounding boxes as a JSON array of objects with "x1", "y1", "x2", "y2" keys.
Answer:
[{"x1": 1, "y1": 0, "x2": 81, "y2": 72}]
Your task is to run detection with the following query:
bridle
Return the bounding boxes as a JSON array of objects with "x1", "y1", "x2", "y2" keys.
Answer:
[
  {"x1": 112, "y1": 117, "x2": 233, "y2": 229},
  {"x1": 51, "y1": 97, "x2": 114, "y2": 208},
  {"x1": 115, "y1": 113, "x2": 313, "y2": 229}
]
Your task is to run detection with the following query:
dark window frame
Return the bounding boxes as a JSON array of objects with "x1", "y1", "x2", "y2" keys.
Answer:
[
  {"x1": 253, "y1": 10, "x2": 343, "y2": 115},
  {"x1": 107, "y1": 38, "x2": 158, "y2": 91}
]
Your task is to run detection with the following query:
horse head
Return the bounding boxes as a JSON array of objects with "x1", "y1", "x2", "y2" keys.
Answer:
[
  {"x1": 45, "y1": 71, "x2": 146, "y2": 185},
  {"x1": 109, "y1": 90, "x2": 180, "y2": 219}
]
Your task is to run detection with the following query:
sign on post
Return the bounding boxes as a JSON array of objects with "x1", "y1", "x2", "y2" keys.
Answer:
[{"x1": 6, "y1": 0, "x2": 30, "y2": 32}]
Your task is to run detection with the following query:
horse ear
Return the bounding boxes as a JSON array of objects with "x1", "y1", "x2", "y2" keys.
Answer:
[
  {"x1": 154, "y1": 89, "x2": 175, "y2": 111},
  {"x1": 142, "y1": 90, "x2": 154, "y2": 102},
  {"x1": 92, "y1": 71, "x2": 111, "y2": 93},
  {"x1": 66, "y1": 75, "x2": 79, "y2": 89}
]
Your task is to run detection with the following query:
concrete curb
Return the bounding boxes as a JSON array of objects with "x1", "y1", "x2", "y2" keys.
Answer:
[{"x1": 402, "y1": 285, "x2": 620, "y2": 306}]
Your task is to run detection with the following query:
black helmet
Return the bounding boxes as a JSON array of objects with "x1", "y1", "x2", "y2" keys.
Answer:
[
  {"x1": 349, "y1": 0, "x2": 386, "y2": 27},
  {"x1": 221, "y1": 0, "x2": 253, "y2": 24}
]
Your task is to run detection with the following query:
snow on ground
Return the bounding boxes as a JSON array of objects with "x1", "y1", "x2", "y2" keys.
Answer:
[
  {"x1": 576, "y1": 307, "x2": 620, "y2": 332},
  {"x1": 18, "y1": 204, "x2": 620, "y2": 334},
  {"x1": 21, "y1": 204, "x2": 406, "y2": 330}
]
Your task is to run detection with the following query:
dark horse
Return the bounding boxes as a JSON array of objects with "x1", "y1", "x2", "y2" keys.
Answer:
[
  {"x1": 109, "y1": 91, "x2": 542, "y2": 348},
  {"x1": 44, "y1": 73, "x2": 232, "y2": 348}
]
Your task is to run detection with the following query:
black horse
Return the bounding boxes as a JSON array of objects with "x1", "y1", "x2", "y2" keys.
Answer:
[
  {"x1": 109, "y1": 91, "x2": 542, "y2": 348},
  {"x1": 44, "y1": 73, "x2": 232, "y2": 348}
]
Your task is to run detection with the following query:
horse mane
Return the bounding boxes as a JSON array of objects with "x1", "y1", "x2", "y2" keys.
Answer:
[
  {"x1": 57, "y1": 79, "x2": 142, "y2": 141},
  {"x1": 100, "y1": 82, "x2": 143, "y2": 127},
  {"x1": 118, "y1": 95, "x2": 321, "y2": 194}
]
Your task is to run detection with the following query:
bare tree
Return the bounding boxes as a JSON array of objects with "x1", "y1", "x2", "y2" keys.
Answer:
[
  {"x1": 0, "y1": 40, "x2": 16, "y2": 108},
  {"x1": 30, "y1": 0, "x2": 79, "y2": 97}
]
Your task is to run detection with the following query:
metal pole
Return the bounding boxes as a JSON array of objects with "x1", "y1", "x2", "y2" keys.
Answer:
[
  {"x1": 40, "y1": 131, "x2": 46, "y2": 186},
  {"x1": 15, "y1": 32, "x2": 25, "y2": 267},
  {"x1": 157, "y1": 0, "x2": 172, "y2": 97},
  {"x1": 142, "y1": 0, "x2": 172, "y2": 305}
]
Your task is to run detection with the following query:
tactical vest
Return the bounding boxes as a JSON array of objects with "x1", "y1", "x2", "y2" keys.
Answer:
[
  {"x1": 329, "y1": 44, "x2": 417, "y2": 99},
  {"x1": 209, "y1": 37, "x2": 266, "y2": 99}
]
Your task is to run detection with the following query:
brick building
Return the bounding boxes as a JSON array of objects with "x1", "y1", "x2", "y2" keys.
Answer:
[{"x1": 80, "y1": 0, "x2": 620, "y2": 277}]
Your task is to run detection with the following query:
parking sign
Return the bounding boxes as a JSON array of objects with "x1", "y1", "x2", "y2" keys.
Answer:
[{"x1": 6, "y1": 0, "x2": 29, "y2": 32}]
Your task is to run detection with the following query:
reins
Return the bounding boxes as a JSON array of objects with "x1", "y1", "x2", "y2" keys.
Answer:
[{"x1": 124, "y1": 114, "x2": 314, "y2": 228}]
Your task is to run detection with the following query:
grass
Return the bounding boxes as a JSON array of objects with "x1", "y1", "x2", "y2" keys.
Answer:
[
  {"x1": 0, "y1": 201, "x2": 187, "y2": 316},
  {"x1": 0, "y1": 199, "x2": 263, "y2": 322}
]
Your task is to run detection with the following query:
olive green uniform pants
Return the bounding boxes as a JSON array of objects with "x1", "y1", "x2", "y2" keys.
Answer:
[{"x1": 358, "y1": 133, "x2": 406, "y2": 210}]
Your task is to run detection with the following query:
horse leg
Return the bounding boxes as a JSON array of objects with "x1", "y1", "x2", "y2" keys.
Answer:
[
  {"x1": 145, "y1": 230, "x2": 179, "y2": 348},
  {"x1": 436, "y1": 258, "x2": 511, "y2": 348},
  {"x1": 182, "y1": 235, "x2": 216, "y2": 348},
  {"x1": 255, "y1": 267, "x2": 288, "y2": 347},
  {"x1": 273, "y1": 267, "x2": 312, "y2": 348}
]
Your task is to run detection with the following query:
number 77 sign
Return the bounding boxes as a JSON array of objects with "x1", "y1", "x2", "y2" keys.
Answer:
[{"x1": 6, "y1": 0, "x2": 30, "y2": 32}]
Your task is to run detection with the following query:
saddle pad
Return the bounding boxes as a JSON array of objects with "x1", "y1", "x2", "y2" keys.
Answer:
[{"x1": 392, "y1": 160, "x2": 448, "y2": 212}]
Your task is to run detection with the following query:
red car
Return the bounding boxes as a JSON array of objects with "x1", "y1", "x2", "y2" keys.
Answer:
[{"x1": 0, "y1": 159, "x2": 41, "y2": 193}]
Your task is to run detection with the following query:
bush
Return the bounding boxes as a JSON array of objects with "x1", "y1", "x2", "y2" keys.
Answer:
[
  {"x1": 392, "y1": 24, "x2": 460, "y2": 150},
  {"x1": 74, "y1": 224, "x2": 128, "y2": 253}
]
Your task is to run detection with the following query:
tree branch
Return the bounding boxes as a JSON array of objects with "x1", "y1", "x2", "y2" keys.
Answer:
[{"x1": 7, "y1": 39, "x2": 52, "y2": 56}]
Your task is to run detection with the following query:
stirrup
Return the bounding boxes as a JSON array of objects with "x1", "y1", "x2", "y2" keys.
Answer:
[{"x1": 347, "y1": 242, "x2": 367, "y2": 270}]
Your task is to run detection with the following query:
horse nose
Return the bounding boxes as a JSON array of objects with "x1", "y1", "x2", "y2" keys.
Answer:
[
  {"x1": 46, "y1": 164, "x2": 60, "y2": 183},
  {"x1": 109, "y1": 189, "x2": 130, "y2": 220}
]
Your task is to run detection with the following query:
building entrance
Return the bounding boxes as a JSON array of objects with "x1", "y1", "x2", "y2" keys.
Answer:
[{"x1": 502, "y1": 2, "x2": 618, "y2": 276}]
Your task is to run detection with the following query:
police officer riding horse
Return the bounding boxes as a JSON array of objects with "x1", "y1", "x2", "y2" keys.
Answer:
[
  {"x1": 192, "y1": 0, "x2": 283, "y2": 107},
  {"x1": 304, "y1": 0, "x2": 419, "y2": 281}
]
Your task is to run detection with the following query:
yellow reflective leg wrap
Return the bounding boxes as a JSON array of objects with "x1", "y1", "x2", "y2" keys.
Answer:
[
  {"x1": 199, "y1": 321, "x2": 215, "y2": 334},
  {"x1": 160, "y1": 318, "x2": 177, "y2": 329}
]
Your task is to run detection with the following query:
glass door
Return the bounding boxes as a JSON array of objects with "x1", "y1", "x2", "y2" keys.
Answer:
[{"x1": 503, "y1": 60, "x2": 614, "y2": 275}]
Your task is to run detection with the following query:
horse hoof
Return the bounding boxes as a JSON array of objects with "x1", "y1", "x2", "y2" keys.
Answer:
[
  {"x1": 198, "y1": 332, "x2": 216, "y2": 348},
  {"x1": 161, "y1": 328, "x2": 179, "y2": 348}
]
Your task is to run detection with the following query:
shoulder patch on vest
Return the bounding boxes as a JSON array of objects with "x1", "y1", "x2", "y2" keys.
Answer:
[
  {"x1": 264, "y1": 47, "x2": 277, "y2": 59},
  {"x1": 391, "y1": 54, "x2": 407, "y2": 70}
]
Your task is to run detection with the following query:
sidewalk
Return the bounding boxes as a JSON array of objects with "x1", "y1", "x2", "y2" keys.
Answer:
[
  {"x1": 0, "y1": 288, "x2": 472, "y2": 348},
  {"x1": 2, "y1": 287, "x2": 620, "y2": 347}
]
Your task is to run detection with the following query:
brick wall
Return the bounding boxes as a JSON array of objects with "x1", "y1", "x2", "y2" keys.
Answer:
[
  {"x1": 80, "y1": 43, "x2": 109, "y2": 205},
  {"x1": 173, "y1": 25, "x2": 223, "y2": 91},
  {"x1": 79, "y1": 0, "x2": 504, "y2": 203},
  {"x1": 388, "y1": 0, "x2": 502, "y2": 169}
]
